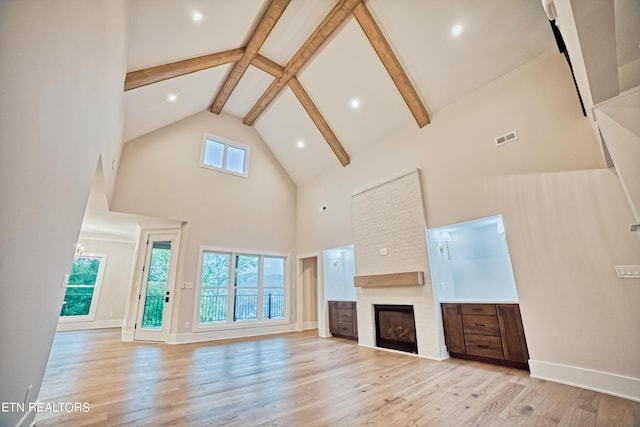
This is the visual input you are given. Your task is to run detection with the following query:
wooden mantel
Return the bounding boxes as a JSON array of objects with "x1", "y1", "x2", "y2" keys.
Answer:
[{"x1": 354, "y1": 271, "x2": 424, "y2": 288}]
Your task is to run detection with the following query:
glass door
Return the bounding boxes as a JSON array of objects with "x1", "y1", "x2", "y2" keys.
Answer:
[{"x1": 134, "y1": 234, "x2": 175, "y2": 341}]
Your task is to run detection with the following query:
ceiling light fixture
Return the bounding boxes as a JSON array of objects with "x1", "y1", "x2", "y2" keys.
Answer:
[
  {"x1": 451, "y1": 24, "x2": 462, "y2": 37},
  {"x1": 350, "y1": 98, "x2": 361, "y2": 109},
  {"x1": 296, "y1": 140, "x2": 305, "y2": 149},
  {"x1": 192, "y1": 11, "x2": 203, "y2": 22},
  {"x1": 167, "y1": 94, "x2": 177, "y2": 102}
]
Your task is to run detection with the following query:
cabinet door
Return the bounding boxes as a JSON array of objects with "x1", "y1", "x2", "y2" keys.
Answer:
[
  {"x1": 497, "y1": 304, "x2": 529, "y2": 363},
  {"x1": 442, "y1": 304, "x2": 466, "y2": 354},
  {"x1": 328, "y1": 301, "x2": 338, "y2": 335}
]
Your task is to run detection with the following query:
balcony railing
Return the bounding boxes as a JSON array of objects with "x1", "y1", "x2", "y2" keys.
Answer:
[
  {"x1": 142, "y1": 295, "x2": 164, "y2": 328},
  {"x1": 199, "y1": 293, "x2": 285, "y2": 323}
]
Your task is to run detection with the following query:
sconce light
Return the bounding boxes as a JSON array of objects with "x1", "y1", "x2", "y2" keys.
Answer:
[
  {"x1": 438, "y1": 231, "x2": 451, "y2": 260},
  {"x1": 74, "y1": 243, "x2": 84, "y2": 258}
]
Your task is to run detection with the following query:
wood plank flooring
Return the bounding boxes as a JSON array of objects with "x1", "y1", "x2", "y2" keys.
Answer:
[{"x1": 35, "y1": 329, "x2": 639, "y2": 426}]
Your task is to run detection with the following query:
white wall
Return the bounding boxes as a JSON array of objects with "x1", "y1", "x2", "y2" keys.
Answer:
[
  {"x1": 57, "y1": 237, "x2": 136, "y2": 331},
  {"x1": 111, "y1": 111, "x2": 297, "y2": 340},
  {"x1": 323, "y1": 245, "x2": 356, "y2": 302},
  {"x1": 0, "y1": 1, "x2": 128, "y2": 425},
  {"x1": 296, "y1": 51, "x2": 640, "y2": 399}
]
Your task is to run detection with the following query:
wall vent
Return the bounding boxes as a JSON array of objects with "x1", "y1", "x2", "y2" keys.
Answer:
[{"x1": 495, "y1": 130, "x2": 518, "y2": 147}]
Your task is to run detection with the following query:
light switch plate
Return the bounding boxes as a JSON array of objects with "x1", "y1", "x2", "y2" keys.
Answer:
[{"x1": 615, "y1": 265, "x2": 640, "y2": 278}]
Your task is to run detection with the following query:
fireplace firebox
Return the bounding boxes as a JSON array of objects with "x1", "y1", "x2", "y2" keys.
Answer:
[{"x1": 374, "y1": 304, "x2": 417, "y2": 354}]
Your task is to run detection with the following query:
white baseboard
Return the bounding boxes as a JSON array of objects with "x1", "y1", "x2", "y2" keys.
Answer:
[
  {"x1": 15, "y1": 406, "x2": 36, "y2": 427},
  {"x1": 357, "y1": 343, "x2": 445, "y2": 361},
  {"x1": 121, "y1": 330, "x2": 134, "y2": 342},
  {"x1": 56, "y1": 319, "x2": 123, "y2": 332},
  {"x1": 302, "y1": 321, "x2": 318, "y2": 330},
  {"x1": 168, "y1": 324, "x2": 296, "y2": 344},
  {"x1": 318, "y1": 327, "x2": 331, "y2": 338},
  {"x1": 529, "y1": 359, "x2": 640, "y2": 402}
]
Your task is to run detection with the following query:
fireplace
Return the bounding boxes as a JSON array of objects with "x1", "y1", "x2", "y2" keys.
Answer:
[{"x1": 374, "y1": 304, "x2": 418, "y2": 354}]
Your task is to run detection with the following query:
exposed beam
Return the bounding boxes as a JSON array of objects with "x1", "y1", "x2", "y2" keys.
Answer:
[
  {"x1": 124, "y1": 48, "x2": 245, "y2": 91},
  {"x1": 251, "y1": 54, "x2": 284, "y2": 78},
  {"x1": 211, "y1": 0, "x2": 291, "y2": 113},
  {"x1": 288, "y1": 77, "x2": 350, "y2": 167},
  {"x1": 243, "y1": 0, "x2": 363, "y2": 126},
  {"x1": 352, "y1": 2, "x2": 430, "y2": 127}
]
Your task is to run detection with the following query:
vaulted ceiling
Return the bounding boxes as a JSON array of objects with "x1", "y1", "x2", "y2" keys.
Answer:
[{"x1": 123, "y1": 0, "x2": 555, "y2": 184}]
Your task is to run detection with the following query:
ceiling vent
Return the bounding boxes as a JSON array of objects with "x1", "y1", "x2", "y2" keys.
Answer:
[{"x1": 495, "y1": 130, "x2": 518, "y2": 147}]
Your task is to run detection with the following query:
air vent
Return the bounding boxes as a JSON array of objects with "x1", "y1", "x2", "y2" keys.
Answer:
[{"x1": 495, "y1": 130, "x2": 518, "y2": 147}]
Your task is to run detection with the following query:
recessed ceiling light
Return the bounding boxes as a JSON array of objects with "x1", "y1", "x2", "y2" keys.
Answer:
[
  {"x1": 192, "y1": 11, "x2": 203, "y2": 22},
  {"x1": 350, "y1": 98, "x2": 361, "y2": 109},
  {"x1": 296, "y1": 140, "x2": 305, "y2": 149},
  {"x1": 167, "y1": 94, "x2": 177, "y2": 102},
  {"x1": 451, "y1": 24, "x2": 462, "y2": 37}
]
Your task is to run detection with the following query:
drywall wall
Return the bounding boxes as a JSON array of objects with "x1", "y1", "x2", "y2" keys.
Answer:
[
  {"x1": 296, "y1": 51, "x2": 639, "y2": 398},
  {"x1": 57, "y1": 238, "x2": 136, "y2": 331},
  {"x1": 112, "y1": 111, "x2": 297, "y2": 339},
  {"x1": 0, "y1": 1, "x2": 128, "y2": 425}
]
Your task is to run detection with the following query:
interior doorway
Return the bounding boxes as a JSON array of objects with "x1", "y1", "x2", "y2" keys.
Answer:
[{"x1": 300, "y1": 256, "x2": 318, "y2": 330}]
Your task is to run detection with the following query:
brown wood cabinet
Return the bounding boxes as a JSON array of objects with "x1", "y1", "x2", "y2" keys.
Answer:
[
  {"x1": 328, "y1": 301, "x2": 358, "y2": 341},
  {"x1": 441, "y1": 303, "x2": 529, "y2": 370}
]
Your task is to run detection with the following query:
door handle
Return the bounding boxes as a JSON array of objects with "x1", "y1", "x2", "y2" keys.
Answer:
[{"x1": 165, "y1": 291, "x2": 170, "y2": 303}]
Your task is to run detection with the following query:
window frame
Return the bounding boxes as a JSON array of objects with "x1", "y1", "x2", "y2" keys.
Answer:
[
  {"x1": 199, "y1": 133, "x2": 250, "y2": 178},
  {"x1": 58, "y1": 253, "x2": 107, "y2": 323},
  {"x1": 194, "y1": 246, "x2": 289, "y2": 332}
]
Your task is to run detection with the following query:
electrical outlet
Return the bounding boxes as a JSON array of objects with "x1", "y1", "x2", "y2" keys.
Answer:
[{"x1": 615, "y1": 265, "x2": 640, "y2": 278}]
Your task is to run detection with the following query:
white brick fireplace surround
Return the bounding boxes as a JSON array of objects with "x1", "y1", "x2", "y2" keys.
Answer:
[{"x1": 351, "y1": 169, "x2": 444, "y2": 360}]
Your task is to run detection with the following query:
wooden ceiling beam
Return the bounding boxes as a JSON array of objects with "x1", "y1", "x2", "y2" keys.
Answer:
[
  {"x1": 288, "y1": 77, "x2": 350, "y2": 167},
  {"x1": 211, "y1": 0, "x2": 291, "y2": 114},
  {"x1": 251, "y1": 54, "x2": 284, "y2": 78},
  {"x1": 352, "y1": 2, "x2": 430, "y2": 127},
  {"x1": 124, "y1": 48, "x2": 245, "y2": 91},
  {"x1": 243, "y1": 0, "x2": 363, "y2": 126}
]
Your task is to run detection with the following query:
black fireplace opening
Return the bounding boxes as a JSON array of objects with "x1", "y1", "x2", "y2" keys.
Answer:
[{"x1": 374, "y1": 304, "x2": 417, "y2": 354}]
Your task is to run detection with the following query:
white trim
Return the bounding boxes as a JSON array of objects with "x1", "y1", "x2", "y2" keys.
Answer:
[
  {"x1": 58, "y1": 253, "x2": 107, "y2": 323},
  {"x1": 318, "y1": 327, "x2": 331, "y2": 338},
  {"x1": 200, "y1": 133, "x2": 250, "y2": 178},
  {"x1": 529, "y1": 359, "x2": 640, "y2": 402},
  {"x1": 167, "y1": 324, "x2": 295, "y2": 344},
  {"x1": 357, "y1": 343, "x2": 445, "y2": 361},
  {"x1": 303, "y1": 321, "x2": 318, "y2": 330},
  {"x1": 15, "y1": 404, "x2": 36, "y2": 427},
  {"x1": 56, "y1": 319, "x2": 122, "y2": 331}
]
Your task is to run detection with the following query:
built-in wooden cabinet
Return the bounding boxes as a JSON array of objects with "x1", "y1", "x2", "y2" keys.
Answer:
[
  {"x1": 328, "y1": 301, "x2": 358, "y2": 341},
  {"x1": 441, "y1": 303, "x2": 529, "y2": 370}
]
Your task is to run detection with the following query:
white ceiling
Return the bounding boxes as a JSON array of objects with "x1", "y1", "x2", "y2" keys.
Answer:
[{"x1": 123, "y1": 0, "x2": 556, "y2": 185}]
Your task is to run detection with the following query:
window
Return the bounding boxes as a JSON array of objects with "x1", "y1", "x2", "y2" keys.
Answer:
[
  {"x1": 59, "y1": 254, "x2": 106, "y2": 321},
  {"x1": 196, "y1": 249, "x2": 286, "y2": 327},
  {"x1": 200, "y1": 134, "x2": 249, "y2": 177}
]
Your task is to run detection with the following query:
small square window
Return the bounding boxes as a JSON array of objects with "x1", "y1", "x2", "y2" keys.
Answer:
[{"x1": 200, "y1": 134, "x2": 249, "y2": 177}]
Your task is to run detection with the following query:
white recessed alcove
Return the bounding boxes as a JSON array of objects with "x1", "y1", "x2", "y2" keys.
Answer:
[
  {"x1": 428, "y1": 215, "x2": 519, "y2": 303},
  {"x1": 323, "y1": 244, "x2": 356, "y2": 302}
]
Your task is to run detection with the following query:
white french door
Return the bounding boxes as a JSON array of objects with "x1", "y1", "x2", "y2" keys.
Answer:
[{"x1": 134, "y1": 232, "x2": 179, "y2": 342}]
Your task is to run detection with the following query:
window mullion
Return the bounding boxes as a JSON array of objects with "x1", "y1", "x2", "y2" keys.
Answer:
[
  {"x1": 227, "y1": 253, "x2": 235, "y2": 324},
  {"x1": 257, "y1": 256, "x2": 264, "y2": 320}
]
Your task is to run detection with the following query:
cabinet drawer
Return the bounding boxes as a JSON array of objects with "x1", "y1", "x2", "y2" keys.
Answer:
[
  {"x1": 461, "y1": 304, "x2": 497, "y2": 316},
  {"x1": 336, "y1": 301, "x2": 354, "y2": 309},
  {"x1": 464, "y1": 334, "x2": 504, "y2": 359},
  {"x1": 462, "y1": 314, "x2": 500, "y2": 336},
  {"x1": 337, "y1": 321, "x2": 354, "y2": 336},
  {"x1": 337, "y1": 308, "x2": 353, "y2": 322}
]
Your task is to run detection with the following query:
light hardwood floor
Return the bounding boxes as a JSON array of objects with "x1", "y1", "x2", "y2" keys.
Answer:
[{"x1": 36, "y1": 329, "x2": 638, "y2": 426}]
